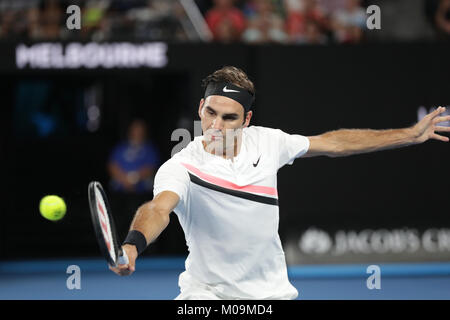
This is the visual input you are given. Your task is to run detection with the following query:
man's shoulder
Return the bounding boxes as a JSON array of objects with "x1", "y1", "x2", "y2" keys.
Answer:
[
  {"x1": 245, "y1": 125, "x2": 281, "y2": 137},
  {"x1": 159, "y1": 137, "x2": 202, "y2": 168},
  {"x1": 244, "y1": 126, "x2": 291, "y2": 153},
  {"x1": 177, "y1": 135, "x2": 203, "y2": 157},
  {"x1": 156, "y1": 156, "x2": 189, "y2": 178}
]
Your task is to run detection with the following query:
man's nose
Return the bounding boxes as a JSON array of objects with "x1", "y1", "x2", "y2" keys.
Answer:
[{"x1": 211, "y1": 117, "x2": 224, "y2": 130}]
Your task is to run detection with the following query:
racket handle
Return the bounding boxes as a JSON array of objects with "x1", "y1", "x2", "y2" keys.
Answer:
[{"x1": 118, "y1": 250, "x2": 129, "y2": 265}]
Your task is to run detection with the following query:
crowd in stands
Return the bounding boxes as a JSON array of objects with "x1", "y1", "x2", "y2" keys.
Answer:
[
  {"x1": 201, "y1": 0, "x2": 367, "y2": 44},
  {"x1": 0, "y1": 0, "x2": 448, "y2": 43}
]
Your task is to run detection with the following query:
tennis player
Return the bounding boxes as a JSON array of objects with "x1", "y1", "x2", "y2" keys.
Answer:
[{"x1": 110, "y1": 66, "x2": 450, "y2": 299}]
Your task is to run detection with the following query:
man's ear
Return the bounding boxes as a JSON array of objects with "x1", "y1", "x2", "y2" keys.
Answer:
[
  {"x1": 243, "y1": 111, "x2": 252, "y2": 128},
  {"x1": 198, "y1": 98, "x2": 205, "y2": 119}
]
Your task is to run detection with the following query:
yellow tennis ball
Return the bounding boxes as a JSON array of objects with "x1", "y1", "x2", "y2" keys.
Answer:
[{"x1": 39, "y1": 195, "x2": 66, "y2": 221}]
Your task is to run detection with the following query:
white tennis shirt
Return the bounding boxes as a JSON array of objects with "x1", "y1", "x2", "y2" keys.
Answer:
[{"x1": 153, "y1": 126, "x2": 310, "y2": 299}]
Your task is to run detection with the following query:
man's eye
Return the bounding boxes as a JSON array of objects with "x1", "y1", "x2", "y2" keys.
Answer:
[{"x1": 207, "y1": 110, "x2": 214, "y2": 115}]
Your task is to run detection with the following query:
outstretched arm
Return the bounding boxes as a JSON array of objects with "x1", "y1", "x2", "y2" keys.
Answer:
[
  {"x1": 304, "y1": 106, "x2": 450, "y2": 158},
  {"x1": 109, "y1": 190, "x2": 180, "y2": 276}
]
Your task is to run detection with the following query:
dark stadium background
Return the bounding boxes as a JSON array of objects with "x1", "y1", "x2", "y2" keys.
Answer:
[{"x1": 0, "y1": 0, "x2": 449, "y2": 300}]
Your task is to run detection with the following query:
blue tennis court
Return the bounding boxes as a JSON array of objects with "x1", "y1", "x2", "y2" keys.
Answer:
[{"x1": 1, "y1": 258, "x2": 450, "y2": 300}]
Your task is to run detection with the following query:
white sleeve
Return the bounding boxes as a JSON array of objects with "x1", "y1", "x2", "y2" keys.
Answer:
[
  {"x1": 153, "y1": 160, "x2": 190, "y2": 207},
  {"x1": 274, "y1": 129, "x2": 310, "y2": 168}
]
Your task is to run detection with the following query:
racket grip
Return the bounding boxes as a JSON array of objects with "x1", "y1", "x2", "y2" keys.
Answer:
[{"x1": 118, "y1": 251, "x2": 129, "y2": 265}]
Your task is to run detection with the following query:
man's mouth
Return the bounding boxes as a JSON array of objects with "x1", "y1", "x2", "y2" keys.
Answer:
[{"x1": 205, "y1": 129, "x2": 223, "y2": 141}]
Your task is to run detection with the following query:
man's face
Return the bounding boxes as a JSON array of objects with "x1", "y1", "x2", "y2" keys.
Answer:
[{"x1": 198, "y1": 95, "x2": 251, "y2": 155}]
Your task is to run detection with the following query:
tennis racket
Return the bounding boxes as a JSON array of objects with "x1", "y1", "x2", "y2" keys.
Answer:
[{"x1": 88, "y1": 181, "x2": 129, "y2": 267}]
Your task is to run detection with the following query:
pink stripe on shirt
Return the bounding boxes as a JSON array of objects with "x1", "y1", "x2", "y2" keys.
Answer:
[{"x1": 181, "y1": 162, "x2": 278, "y2": 197}]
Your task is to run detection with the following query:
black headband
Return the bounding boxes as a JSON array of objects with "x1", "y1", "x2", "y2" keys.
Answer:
[{"x1": 204, "y1": 82, "x2": 255, "y2": 112}]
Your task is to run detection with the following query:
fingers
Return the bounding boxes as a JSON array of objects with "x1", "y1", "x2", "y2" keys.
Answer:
[
  {"x1": 434, "y1": 126, "x2": 450, "y2": 132},
  {"x1": 109, "y1": 265, "x2": 122, "y2": 276},
  {"x1": 428, "y1": 106, "x2": 448, "y2": 122},
  {"x1": 429, "y1": 108, "x2": 450, "y2": 142},
  {"x1": 117, "y1": 261, "x2": 135, "y2": 276},
  {"x1": 121, "y1": 245, "x2": 137, "y2": 271},
  {"x1": 431, "y1": 107, "x2": 450, "y2": 141},
  {"x1": 430, "y1": 106, "x2": 446, "y2": 118},
  {"x1": 109, "y1": 247, "x2": 138, "y2": 277},
  {"x1": 109, "y1": 263, "x2": 135, "y2": 276},
  {"x1": 118, "y1": 265, "x2": 134, "y2": 276},
  {"x1": 433, "y1": 115, "x2": 450, "y2": 124},
  {"x1": 431, "y1": 133, "x2": 450, "y2": 142}
]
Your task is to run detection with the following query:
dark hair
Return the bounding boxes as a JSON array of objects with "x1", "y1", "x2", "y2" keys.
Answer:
[{"x1": 201, "y1": 66, "x2": 255, "y2": 96}]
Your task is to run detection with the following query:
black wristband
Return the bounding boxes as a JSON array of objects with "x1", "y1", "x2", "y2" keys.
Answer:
[{"x1": 123, "y1": 230, "x2": 147, "y2": 255}]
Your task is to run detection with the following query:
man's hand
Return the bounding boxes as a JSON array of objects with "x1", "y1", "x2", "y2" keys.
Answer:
[
  {"x1": 109, "y1": 244, "x2": 138, "y2": 276},
  {"x1": 411, "y1": 106, "x2": 450, "y2": 143},
  {"x1": 108, "y1": 191, "x2": 179, "y2": 277}
]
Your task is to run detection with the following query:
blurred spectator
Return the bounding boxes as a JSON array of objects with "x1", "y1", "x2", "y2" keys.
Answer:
[
  {"x1": 205, "y1": 0, "x2": 246, "y2": 42},
  {"x1": 242, "y1": 0, "x2": 288, "y2": 43},
  {"x1": 316, "y1": 0, "x2": 347, "y2": 15},
  {"x1": 102, "y1": 1, "x2": 135, "y2": 40},
  {"x1": 108, "y1": 119, "x2": 160, "y2": 194},
  {"x1": 0, "y1": 0, "x2": 34, "y2": 39},
  {"x1": 79, "y1": 0, "x2": 110, "y2": 41},
  {"x1": 26, "y1": 6, "x2": 44, "y2": 40},
  {"x1": 108, "y1": 119, "x2": 161, "y2": 241},
  {"x1": 0, "y1": 10, "x2": 16, "y2": 38},
  {"x1": 284, "y1": 0, "x2": 330, "y2": 43},
  {"x1": 127, "y1": 0, "x2": 188, "y2": 41},
  {"x1": 40, "y1": 0, "x2": 63, "y2": 40},
  {"x1": 295, "y1": 17, "x2": 327, "y2": 43},
  {"x1": 242, "y1": 0, "x2": 285, "y2": 17},
  {"x1": 330, "y1": 0, "x2": 366, "y2": 43},
  {"x1": 435, "y1": 0, "x2": 450, "y2": 40}
]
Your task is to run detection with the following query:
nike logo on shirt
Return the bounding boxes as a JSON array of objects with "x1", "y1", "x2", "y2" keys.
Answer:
[{"x1": 253, "y1": 156, "x2": 261, "y2": 167}]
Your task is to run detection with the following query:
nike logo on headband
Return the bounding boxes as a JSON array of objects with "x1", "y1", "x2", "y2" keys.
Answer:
[{"x1": 223, "y1": 86, "x2": 240, "y2": 93}]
